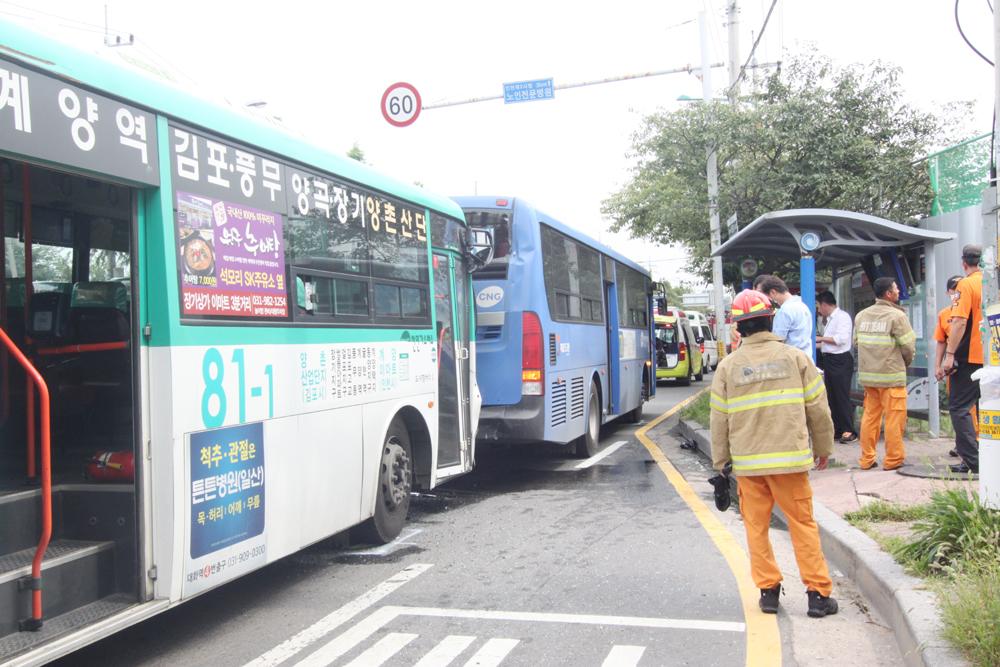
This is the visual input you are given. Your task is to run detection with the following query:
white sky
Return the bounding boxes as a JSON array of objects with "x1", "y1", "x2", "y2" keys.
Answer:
[{"x1": 6, "y1": 0, "x2": 996, "y2": 286}]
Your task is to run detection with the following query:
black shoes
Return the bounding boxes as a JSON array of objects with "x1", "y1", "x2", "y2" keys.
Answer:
[
  {"x1": 759, "y1": 584, "x2": 781, "y2": 614},
  {"x1": 839, "y1": 433, "x2": 858, "y2": 443},
  {"x1": 949, "y1": 462, "x2": 979, "y2": 474},
  {"x1": 807, "y1": 590, "x2": 839, "y2": 618},
  {"x1": 948, "y1": 449, "x2": 959, "y2": 458}
]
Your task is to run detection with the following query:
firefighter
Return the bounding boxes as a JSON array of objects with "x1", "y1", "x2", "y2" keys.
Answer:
[
  {"x1": 854, "y1": 277, "x2": 916, "y2": 471},
  {"x1": 710, "y1": 289, "x2": 838, "y2": 618}
]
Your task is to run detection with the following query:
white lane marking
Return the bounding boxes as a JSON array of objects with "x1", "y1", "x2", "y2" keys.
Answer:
[
  {"x1": 413, "y1": 635, "x2": 477, "y2": 667},
  {"x1": 340, "y1": 529, "x2": 424, "y2": 557},
  {"x1": 461, "y1": 638, "x2": 520, "y2": 667},
  {"x1": 343, "y1": 632, "x2": 418, "y2": 667},
  {"x1": 398, "y1": 606, "x2": 745, "y2": 633},
  {"x1": 294, "y1": 607, "x2": 400, "y2": 667},
  {"x1": 575, "y1": 440, "x2": 629, "y2": 469},
  {"x1": 601, "y1": 644, "x2": 646, "y2": 666},
  {"x1": 244, "y1": 563, "x2": 432, "y2": 667}
]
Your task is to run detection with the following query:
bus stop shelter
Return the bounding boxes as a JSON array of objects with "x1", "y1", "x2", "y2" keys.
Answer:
[{"x1": 712, "y1": 208, "x2": 956, "y2": 434}]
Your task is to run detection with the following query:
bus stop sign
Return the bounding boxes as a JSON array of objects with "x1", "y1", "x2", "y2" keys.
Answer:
[{"x1": 381, "y1": 82, "x2": 422, "y2": 127}]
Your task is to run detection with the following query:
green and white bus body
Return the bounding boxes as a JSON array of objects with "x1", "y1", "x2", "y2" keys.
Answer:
[{"x1": 0, "y1": 19, "x2": 479, "y2": 664}]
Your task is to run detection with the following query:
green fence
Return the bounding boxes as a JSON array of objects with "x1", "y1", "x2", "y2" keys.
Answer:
[{"x1": 927, "y1": 133, "x2": 991, "y2": 215}]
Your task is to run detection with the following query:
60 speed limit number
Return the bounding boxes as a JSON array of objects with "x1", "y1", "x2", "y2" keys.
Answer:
[{"x1": 381, "y1": 82, "x2": 422, "y2": 127}]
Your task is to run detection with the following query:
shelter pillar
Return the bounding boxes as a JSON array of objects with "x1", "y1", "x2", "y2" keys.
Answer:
[
  {"x1": 800, "y1": 253, "x2": 816, "y2": 362},
  {"x1": 924, "y1": 240, "x2": 940, "y2": 437}
]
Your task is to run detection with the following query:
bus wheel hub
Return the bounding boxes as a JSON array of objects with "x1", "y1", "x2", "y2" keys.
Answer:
[{"x1": 381, "y1": 440, "x2": 411, "y2": 509}]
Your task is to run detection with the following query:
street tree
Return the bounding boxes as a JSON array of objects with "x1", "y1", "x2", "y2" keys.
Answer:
[
  {"x1": 602, "y1": 52, "x2": 973, "y2": 281},
  {"x1": 347, "y1": 142, "x2": 366, "y2": 163}
]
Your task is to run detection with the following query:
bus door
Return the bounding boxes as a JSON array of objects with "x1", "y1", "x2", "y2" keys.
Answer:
[
  {"x1": 603, "y1": 258, "x2": 620, "y2": 416},
  {"x1": 433, "y1": 253, "x2": 473, "y2": 474}
]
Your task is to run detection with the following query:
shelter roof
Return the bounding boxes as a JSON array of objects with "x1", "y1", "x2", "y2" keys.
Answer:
[{"x1": 712, "y1": 209, "x2": 955, "y2": 268}]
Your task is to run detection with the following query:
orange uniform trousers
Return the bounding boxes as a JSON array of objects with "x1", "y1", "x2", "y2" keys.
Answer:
[
  {"x1": 859, "y1": 386, "x2": 907, "y2": 469},
  {"x1": 736, "y1": 472, "x2": 833, "y2": 597}
]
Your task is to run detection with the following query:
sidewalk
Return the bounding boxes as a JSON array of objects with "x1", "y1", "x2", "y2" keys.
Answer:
[
  {"x1": 676, "y1": 418, "x2": 969, "y2": 667},
  {"x1": 814, "y1": 437, "x2": 977, "y2": 516}
]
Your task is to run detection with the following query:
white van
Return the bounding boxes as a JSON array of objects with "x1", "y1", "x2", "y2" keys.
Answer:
[{"x1": 686, "y1": 311, "x2": 719, "y2": 371}]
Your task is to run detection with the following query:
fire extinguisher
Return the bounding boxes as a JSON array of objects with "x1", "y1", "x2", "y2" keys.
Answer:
[{"x1": 85, "y1": 450, "x2": 135, "y2": 482}]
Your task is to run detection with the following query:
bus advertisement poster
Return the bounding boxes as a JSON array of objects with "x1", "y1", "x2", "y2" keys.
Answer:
[
  {"x1": 184, "y1": 422, "x2": 266, "y2": 597},
  {"x1": 176, "y1": 191, "x2": 289, "y2": 319}
]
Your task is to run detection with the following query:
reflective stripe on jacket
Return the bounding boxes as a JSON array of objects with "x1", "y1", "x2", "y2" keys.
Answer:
[
  {"x1": 854, "y1": 299, "x2": 915, "y2": 388},
  {"x1": 709, "y1": 332, "x2": 834, "y2": 476}
]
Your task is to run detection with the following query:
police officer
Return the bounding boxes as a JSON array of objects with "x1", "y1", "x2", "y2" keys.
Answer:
[{"x1": 710, "y1": 289, "x2": 838, "y2": 618}]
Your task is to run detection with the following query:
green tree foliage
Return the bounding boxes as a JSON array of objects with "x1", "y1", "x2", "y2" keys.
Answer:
[
  {"x1": 347, "y1": 142, "x2": 366, "y2": 163},
  {"x1": 603, "y1": 53, "x2": 969, "y2": 281}
]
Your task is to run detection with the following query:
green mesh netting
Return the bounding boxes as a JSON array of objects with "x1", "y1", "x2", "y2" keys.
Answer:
[{"x1": 928, "y1": 133, "x2": 991, "y2": 215}]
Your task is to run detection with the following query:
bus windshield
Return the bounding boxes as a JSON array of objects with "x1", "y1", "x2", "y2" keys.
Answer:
[{"x1": 463, "y1": 209, "x2": 511, "y2": 279}]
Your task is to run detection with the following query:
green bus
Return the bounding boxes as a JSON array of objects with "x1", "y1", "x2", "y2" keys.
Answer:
[{"x1": 0, "y1": 19, "x2": 481, "y2": 664}]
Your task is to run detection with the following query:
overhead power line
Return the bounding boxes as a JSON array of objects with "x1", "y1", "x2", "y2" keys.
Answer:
[
  {"x1": 954, "y1": 0, "x2": 994, "y2": 66},
  {"x1": 726, "y1": 0, "x2": 779, "y2": 97}
]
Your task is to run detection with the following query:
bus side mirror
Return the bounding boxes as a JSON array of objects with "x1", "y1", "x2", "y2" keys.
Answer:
[{"x1": 465, "y1": 227, "x2": 494, "y2": 272}]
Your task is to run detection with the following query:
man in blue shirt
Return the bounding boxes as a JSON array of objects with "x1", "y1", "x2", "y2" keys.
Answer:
[{"x1": 758, "y1": 275, "x2": 814, "y2": 358}]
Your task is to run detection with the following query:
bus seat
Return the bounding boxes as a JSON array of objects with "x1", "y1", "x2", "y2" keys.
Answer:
[{"x1": 69, "y1": 282, "x2": 130, "y2": 343}]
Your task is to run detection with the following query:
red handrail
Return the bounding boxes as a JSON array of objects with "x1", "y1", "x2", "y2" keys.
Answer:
[{"x1": 0, "y1": 326, "x2": 51, "y2": 630}]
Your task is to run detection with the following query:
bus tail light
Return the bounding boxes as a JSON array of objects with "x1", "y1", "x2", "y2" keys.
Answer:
[
  {"x1": 521, "y1": 311, "x2": 544, "y2": 396},
  {"x1": 679, "y1": 341, "x2": 687, "y2": 362}
]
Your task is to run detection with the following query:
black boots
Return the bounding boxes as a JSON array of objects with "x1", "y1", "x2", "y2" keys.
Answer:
[
  {"x1": 760, "y1": 586, "x2": 838, "y2": 617},
  {"x1": 806, "y1": 590, "x2": 839, "y2": 618},
  {"x1": 759, "y1": 584, "x2": 781, "y2": 614}
]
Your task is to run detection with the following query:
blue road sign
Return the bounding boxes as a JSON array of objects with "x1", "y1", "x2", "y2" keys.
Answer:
[{"x1": 503, "y1": 78, "x2": 554, "y2": 104}]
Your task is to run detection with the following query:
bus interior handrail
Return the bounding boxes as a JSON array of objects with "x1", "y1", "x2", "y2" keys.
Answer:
[{"x1": 0, "y1": 325, "x2": 52, "y2": 631}]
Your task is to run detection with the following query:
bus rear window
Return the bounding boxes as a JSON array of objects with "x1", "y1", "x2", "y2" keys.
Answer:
[{"x1": 464, "y1": 209, "x2": 511, "y2": 279}]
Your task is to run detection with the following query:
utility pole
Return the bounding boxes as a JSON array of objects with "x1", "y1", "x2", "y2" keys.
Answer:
[
  {"x1": 726, "y1": 0, "x2": 740, "y2": 102},
  {"x1": 699, "y1": 12, "x2": 726, "y2": 357}
]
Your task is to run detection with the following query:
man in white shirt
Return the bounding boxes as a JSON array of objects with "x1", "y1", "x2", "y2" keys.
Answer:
[{"x1": 816, "y1": 290, "x2": 857, "y2": 442}]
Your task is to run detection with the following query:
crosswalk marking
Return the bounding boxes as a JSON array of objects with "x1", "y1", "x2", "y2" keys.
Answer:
[
  {"x1": 343, "y1": 632, "x2": 418, "y2": 667},
  {"x1": 461, "y1": 638, "x2": 520, "y2": 667},
  {"x1": 245, "y1": 564, "x2": 432, "y2": 667},
  {"x1": 294, "y1": 607, "x2": 400, "y2": 667},
  {"x1": 601, "y1": 644, "x2": 646, "y2": 666},
  {"x1": 412, "y1": 635, "x2": 477, "y2": 667}
]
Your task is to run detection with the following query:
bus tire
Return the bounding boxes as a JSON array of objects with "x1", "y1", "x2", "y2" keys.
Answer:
[
  {"x1": 626, "y1": 377, "x2": 647, "y2": 423},
  {"x1": 695, "y1": 366, "x2": 704, "y2": 382},
  {"x1": 356, "y1": 419, "x2": 412, "y2": 544},
  {"x1": 575, "y1": 381, "x2": 601, "y2": 458}
]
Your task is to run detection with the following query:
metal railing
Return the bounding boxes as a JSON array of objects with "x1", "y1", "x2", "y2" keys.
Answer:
[{"x1": 0, "y1": 325, "x2": 51, "y2": 630}]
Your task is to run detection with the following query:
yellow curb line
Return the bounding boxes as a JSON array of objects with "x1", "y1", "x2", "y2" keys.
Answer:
[{"x1": 636, "y1": 388, "x2": 781, "y2": 667}]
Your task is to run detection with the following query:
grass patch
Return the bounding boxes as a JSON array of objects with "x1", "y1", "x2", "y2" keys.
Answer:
[
  {"x1": 893, "y1": 488, "x2": 1000, "y2": 576},
  {"x1": 938, "y1": 561, "x2": 1000, "y2": 667},
  {"x1": 886, "y1": 488, "x2": 1000, "y2": 666},
  {"x1": 844, "y1": 500, "x2": 926, "y2": 525},
  {"x1": 680, "y1": 390, "x2": 710, "y2": 428}
]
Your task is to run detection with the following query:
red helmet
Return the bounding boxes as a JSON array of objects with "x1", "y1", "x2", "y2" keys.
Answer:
[{"x1": 731, "y1": 289, "x2": 774, "y2": 321}]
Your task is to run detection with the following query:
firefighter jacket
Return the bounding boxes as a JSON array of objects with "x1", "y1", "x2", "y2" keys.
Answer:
[
  {"x1": 854, "y1": 298, "x2": 915, "y2": 388},
  {"x1": 710, "y1": 332, "x2": 834, "y2": 476}
]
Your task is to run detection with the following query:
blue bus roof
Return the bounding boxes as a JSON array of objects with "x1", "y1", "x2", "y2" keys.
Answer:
[
  {"x1": 452, "y1": 195, "x2": 651, "y2": 278},
  {"x1": 0, "y1": 19, "x2": 465, "y2": 221}
]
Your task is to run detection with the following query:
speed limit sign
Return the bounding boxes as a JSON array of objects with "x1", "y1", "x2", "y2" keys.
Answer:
[{"x1": 381, "y1": 82, "x2": 422, "y2": 127}]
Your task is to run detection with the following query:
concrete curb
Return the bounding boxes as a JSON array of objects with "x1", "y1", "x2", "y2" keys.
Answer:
[{"x1": 675, "y1": 419, "x2": 967, "y2": 667}]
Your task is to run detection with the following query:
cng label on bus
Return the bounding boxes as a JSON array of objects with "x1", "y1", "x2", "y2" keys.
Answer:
[
  {"x1": 476, "y1": 285, "x2": 504, "y2": 308},
  {"x1": 381, "y1": 82, "x2": 421, "y2": 127}
]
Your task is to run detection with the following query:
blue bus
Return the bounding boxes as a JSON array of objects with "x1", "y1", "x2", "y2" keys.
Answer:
[{"x1": 455, "y1": 197, "x2": 655, "y2": 457}]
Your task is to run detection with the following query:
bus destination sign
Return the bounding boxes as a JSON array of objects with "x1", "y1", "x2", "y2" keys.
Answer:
[{"x1": 0, "y1": 57, "x2": 159, "y2": 185}]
